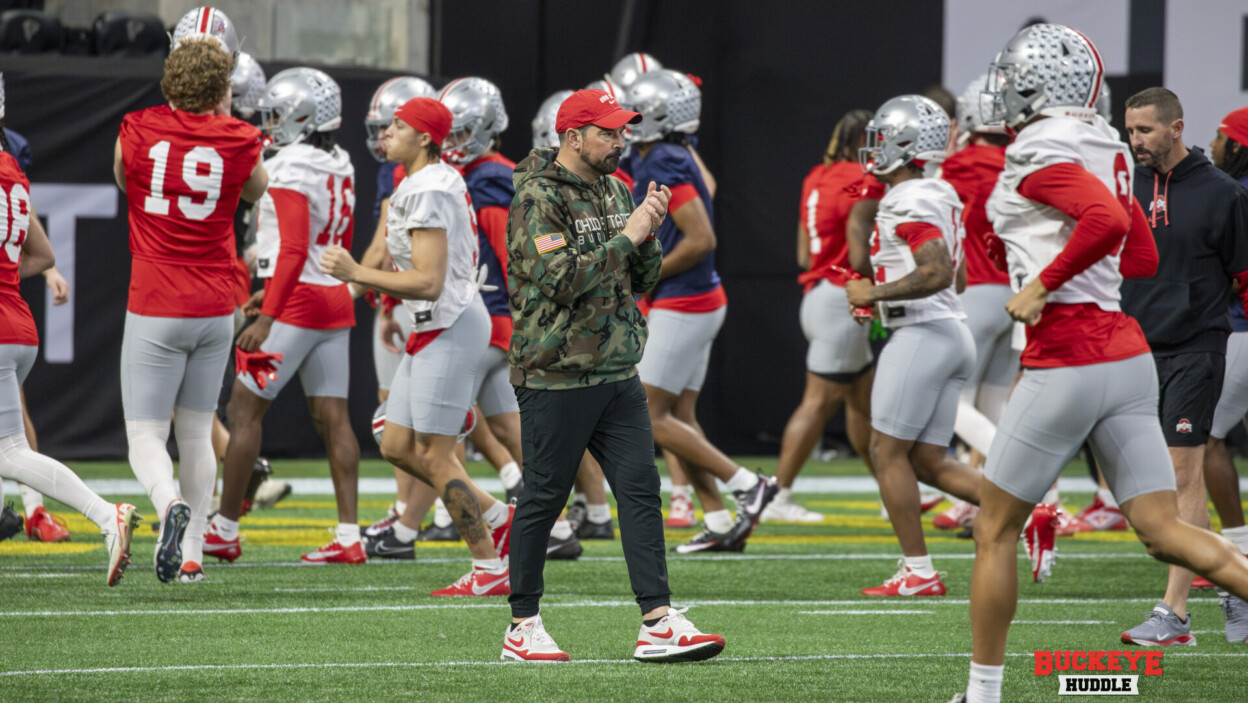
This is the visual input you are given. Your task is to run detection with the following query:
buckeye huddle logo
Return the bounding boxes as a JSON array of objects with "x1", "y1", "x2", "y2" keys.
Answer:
[{"x1": 1034, "y1": 650, "x2": 1163, "y2": 696}]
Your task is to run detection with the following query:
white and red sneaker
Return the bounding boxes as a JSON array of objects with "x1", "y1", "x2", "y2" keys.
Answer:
[
  {"x1": 665, "y1": 493, "x2": 695, "y2": 528},
  {"x1": 501, "y1": 614, "x2": 570, "y2": 661},
  {"x1": 634, "y1": 608, "x2": 725, "y2": 662},
  {"x1": 1074, "y1": 495, "x2": 1128, "y2": 531},
  {"x1": 301, "y1": 537, "x2": 367, "y2": 564},
  {"x1": 103, "y1": 503, "x2": 140, "y2": 587},
  {"x1": 933, "y1": 500, "x2": 978, "y2": 531},
  {"x1": 920, "y1": 492, "x2": 945, "y2": 514},
  {"x1": 204, "y1": 521, "x2": 241, "y2": 563},
  {"x1": 1025, "y1": 503, "x2": 1059, "y2": 583},
  {"x1": 492, "y1": 504, "x2": 515, "y2": 562},
  {"x1": 431, "y1": 566, "x2": 510, "y2": 597},
  {"x1": 1055, "y1": 506, "x2": 1094, "y2": 537},
  {"x1": 861, "y1": 561, "x2": 946, "y2": 597},
  {"x1": 27, "y1": 505, "x2": 70, "y2": 542}
]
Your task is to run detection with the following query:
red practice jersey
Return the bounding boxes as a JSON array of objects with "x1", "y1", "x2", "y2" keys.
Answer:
[
  {"x1": 0, "y1": 152, "x2": 37, "y2": 345},
  {"x1": 940, "y1": 144, "x2": 1008, "y2": 286},
  {"x1": 120, "y1": 106, "x2": 263, "y2": 318},
  {"x1": 798, "y1": 161, "x2": 884, "y2": 291}
]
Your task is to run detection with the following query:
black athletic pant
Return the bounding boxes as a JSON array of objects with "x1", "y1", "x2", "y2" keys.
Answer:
[{"x1": 509, "y1": 376, "x2": 671, "y2": 618}]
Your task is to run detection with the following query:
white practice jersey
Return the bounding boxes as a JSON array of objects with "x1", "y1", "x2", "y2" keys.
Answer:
[
  {"x1": 387, "y1": 161, "x2": 480, "y2": 334},
  {"x1": 255, "y1": 143, "x2": 356, "y2": 287},
  {"x1": 870, "y1": 177, "x2": 966, "y2": 328},
  {"x1": 987, "y1": 115, "x2": 1133, "y2": 310}
]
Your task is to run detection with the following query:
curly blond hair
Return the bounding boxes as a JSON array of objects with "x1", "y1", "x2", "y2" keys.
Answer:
[{"x1": 160, "y1": 38, "x2": 232, "y2": 114}]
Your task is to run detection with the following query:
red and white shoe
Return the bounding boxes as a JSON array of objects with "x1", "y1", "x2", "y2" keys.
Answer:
[
  {"x1": 861, "y1": 561, "x2": 946, "y2": 597},
  {"x1": 501, "y1": 614, "x2": 570, "y2": 661},
  {"x1": 301, "y1": 537, "x2": 367, "y2": 564},
  {"x1": 634, "y1": 608, "x2": 725, "y2": 662},
  {"x1": 933, "y1": 500, "x2": 978, "y2": 531},
  {"x1": 492, "y1": 504, "x2": 515, "y2": 562},
  {"x1": 1193, "y1": 576, "x2": 1216, "y2": 589},
  {"x1": 665, "y1": 493, "x2": 695, "y2": 528},
  {"x1": 204, "y1": 521, "x2": 241, "y2": 563},
  {"x1": 1055, "y1": 506, "x2": 1094, "y2": 536},
  {"x1": 103, "y1": 503, "x2": 140, "y2": 587},
  {"x1": 1025, "y1": 503, "x2": 1059, "y2": 583},
  {"x1": 1074, "y1": 495, "x2": 1128, "y2": 531},
  {"x1": 431, "y1": 566, "x2": 510, "y2": 597},
  {"x1": 27, "y1": 506, "x2": 70, "y2": 542},
  {"x1": 920, "y1": 492, "x2": 945, "y2": 514}
]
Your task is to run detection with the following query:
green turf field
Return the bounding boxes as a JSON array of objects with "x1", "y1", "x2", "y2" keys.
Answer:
[{"x1": 2, "y1": 457, "x2": 1246, "y2": 702}]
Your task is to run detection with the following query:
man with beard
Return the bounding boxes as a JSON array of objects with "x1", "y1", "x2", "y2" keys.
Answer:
[{"x1": 501, "y1": 89, "x2": 724, "y2": 662}]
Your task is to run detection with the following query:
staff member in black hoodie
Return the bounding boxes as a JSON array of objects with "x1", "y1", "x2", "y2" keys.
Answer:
[{"x1": 1121, "y1": 87, "x2": 1248, "y2": 645}]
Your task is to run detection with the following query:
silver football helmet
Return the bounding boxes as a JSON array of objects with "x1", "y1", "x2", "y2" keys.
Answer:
[
  {"x1": 532, "y1": 90, "x2": 574, "y2": 149},
  {"x1": 619, "y1": 69, "x2": 700, "y2": 144},
  {"x1": 365, "y1": 76, "x2": 436, "y2": 163},
  {"x1": 609, "y1": 52, "x2": 663, "y2": 89},
  {"x1": 438, "y1": 77, "x2": 509, "y2": 166},
  {"x1": 171, "y1": 6, "x2": 240, "y2": 62},
  {"x1": 584, "y1": 77, "x2": 622, "y2": 99},
  {"x1": 859, "y1": 95, "x2": 950, "y2": 175},
  {"x1": 1095, "y1": 77, "x2": 1112, "y2": 123},
  {"x1": 256, "y1": 68, "x2": 343, "y2": 150},
  {"x1": 0, "y1": 73, "x2": 5, "y2": 121},
  {"x1": 982, "y1": 23, "x2": 1104, "y2": 130},
  {"x1": 956, "y1": 73, "x2": 1006, "y2": 139},
  {"x1": 230, "y1": 52, "x2": 266, "y2": 120}
]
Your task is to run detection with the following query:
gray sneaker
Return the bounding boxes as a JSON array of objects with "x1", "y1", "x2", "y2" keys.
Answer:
[
  {"x1": 1121, "y1": 602, "x2": 1195, "y2": 646},
  {"x1": 1220, "y1": 593, "x2": 1248, "y2": 643}
]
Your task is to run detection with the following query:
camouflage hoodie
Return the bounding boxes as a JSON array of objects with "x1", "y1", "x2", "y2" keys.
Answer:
[{"x1": 507, "y1": 147, "x2": 663, "y2": 390}]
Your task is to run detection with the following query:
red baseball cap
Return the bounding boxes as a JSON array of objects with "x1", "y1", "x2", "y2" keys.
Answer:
[
  {"x1": 555, "y1": 89, "x2": 641, "y2": 133},
  {"x1": 1220, "y1": 106, "x2": 1248, "y2": 148},
  {"x1": 394, "y1": 97, "x2": 453, "y2": 145}
]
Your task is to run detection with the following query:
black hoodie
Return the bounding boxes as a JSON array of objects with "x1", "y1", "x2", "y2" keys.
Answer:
[{"x1": 1121, "y1": 146, "x2": 1248, "y2": 355}]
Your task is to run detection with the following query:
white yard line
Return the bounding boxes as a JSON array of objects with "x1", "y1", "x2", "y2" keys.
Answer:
[
  {"x1": 799, "y1": 610, "x2": 933, "y2": 615},
  {"x1": 1012, "y1": 620, "x2": 1114, "y2": 625},
  {"x1": 3, "y1": 651, "x2": 1246, "y2": 678}
]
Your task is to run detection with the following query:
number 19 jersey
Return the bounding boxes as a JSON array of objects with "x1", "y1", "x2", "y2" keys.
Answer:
[{"x1": 120, "y1": 105, "x2": 263, "y2": 318}]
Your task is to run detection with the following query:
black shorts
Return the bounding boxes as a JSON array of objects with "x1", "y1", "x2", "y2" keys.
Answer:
[{"x1": 1154, "y1": 351, "x2": 1225, "y2": 447}]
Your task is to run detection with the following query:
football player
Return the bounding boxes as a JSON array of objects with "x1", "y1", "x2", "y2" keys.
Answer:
[
  {"x1": 113, "y1": 37, "x2": 266, "y2": 583},
  {"x1": 321, "y1": 97, "x2": 513, "y2": 596},
  {"x1": 768, "y1": 108, "x2": 881, "y2": 525},
  {"x1": 204, "y1": 68, "x2": 363, "y2": 567},
  {"x1": 953, "y1": 25, "x2": 1248, "y2": 703},
  {"x1": 0, "y1": 82, "x2": 140, "y2": 583},
  {"x1": 845, "y1": 95, "x2": 982, "y2": 596},
  {"x1": 620, "y1": 70, "x2": 777, "y2": 554}
]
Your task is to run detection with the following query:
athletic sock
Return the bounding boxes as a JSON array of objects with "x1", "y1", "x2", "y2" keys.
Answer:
[
  {"x1": 903, "y1": 554, "x2": 936, "y2": 579},
  {"x1": 498, "y1": 461, "x2": 522, "y2": 490},
  {"x1": 550, "y1": 519, "x2": 573, "y2": 540},
  {"x1": 394, "y1": 500, "x2": 407, "y2": 515},
  {"x1": 473, "y1": 557, "x2": 504, "y2": 574},
  {"x1": 587, "y1": 504, "x2": 612, "y2": 524},
  {"x1": 17, "y1": 483, "x2": 42, "y2": 517},
  {"x1": 0, "y1": 433, "x2": 114, "y2": 530},
  {"x1": 482, "y1": 499, "x2": 508, "y2": 529},
  {"x1": 670, "y1": 484, "x2": 693, "y2": 501},
  {"x1": 1222, "y1": 525, "x2": 1248, "y2": 554},
  {"x1": 643, "y1": 617, "x2": 662, "y2": 627},
  {"x1": 336, "y1": 522, "x2": 360, "y2": 546},
  {"x1": 433, "y1": 498, "x2": 454, "y2": 527},
  {"x1": 174, "y1": 408, "x2": 217, "y2": 566},
  {"x1": 704, "y1": 509, "x2": 733, "y2": 534},
  {"x1": 1041, "y1": 486, "x2": 1059, "y2": 506},
  {"x1": 125, "y1": 418, "x2": 178, "y2": 521},
  {"x1": 393, "y1": 520, "x2": 419, "y2": 543},
  {"x1": 966, "y1": 661, "x2": 1003, "y2": 703},
  {"x1": 213, "y1": 515, "x2": 239, "y2": 541},
  {"x1": 725, "y1": 467, "x2": 759, "y2": 494},
  {"x1": 1097, "y1": 488, "x2": 1120, "y2": 509}
]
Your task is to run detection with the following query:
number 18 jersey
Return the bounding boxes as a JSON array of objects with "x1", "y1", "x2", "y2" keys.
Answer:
[{"x1": 120, "y1": 105, "x2": 263, "y2": 318}]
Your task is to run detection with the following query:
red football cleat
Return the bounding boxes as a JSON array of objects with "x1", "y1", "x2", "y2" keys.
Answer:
[
  {"x1": 665, "y1": 493, "x2": 695, "y2": 528},
  {"x1": 1025, "y1": 503, "x2": 1059, "y2": 583},
  {"x1": 301, "y1": 539, "x2": 366, "y2": 564},
  {"x1": 204, "y1": 522, "x2": 241, "y2": 563},
  {"x1": 862, "y1": 561, "x2": 947, "y2": 597},
  {"x1": 1074, "y1": 495, "x2": 1128, "y2": 531},
  {"x1": 492, "y1": 503, "x2": 515, "y2": 561},
  {"x1": 1055, "y1": 507, "x2": 1094, "y2": 536},
  {"x1": 27, "y1": 506, "x2": 70, "y2": 542},
  {"x1": 933, "y1": 500, "x2": 977, "y2": 531},
  {"x1": 432, "y1": 567, "x2": 510, "y2": 597}
]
